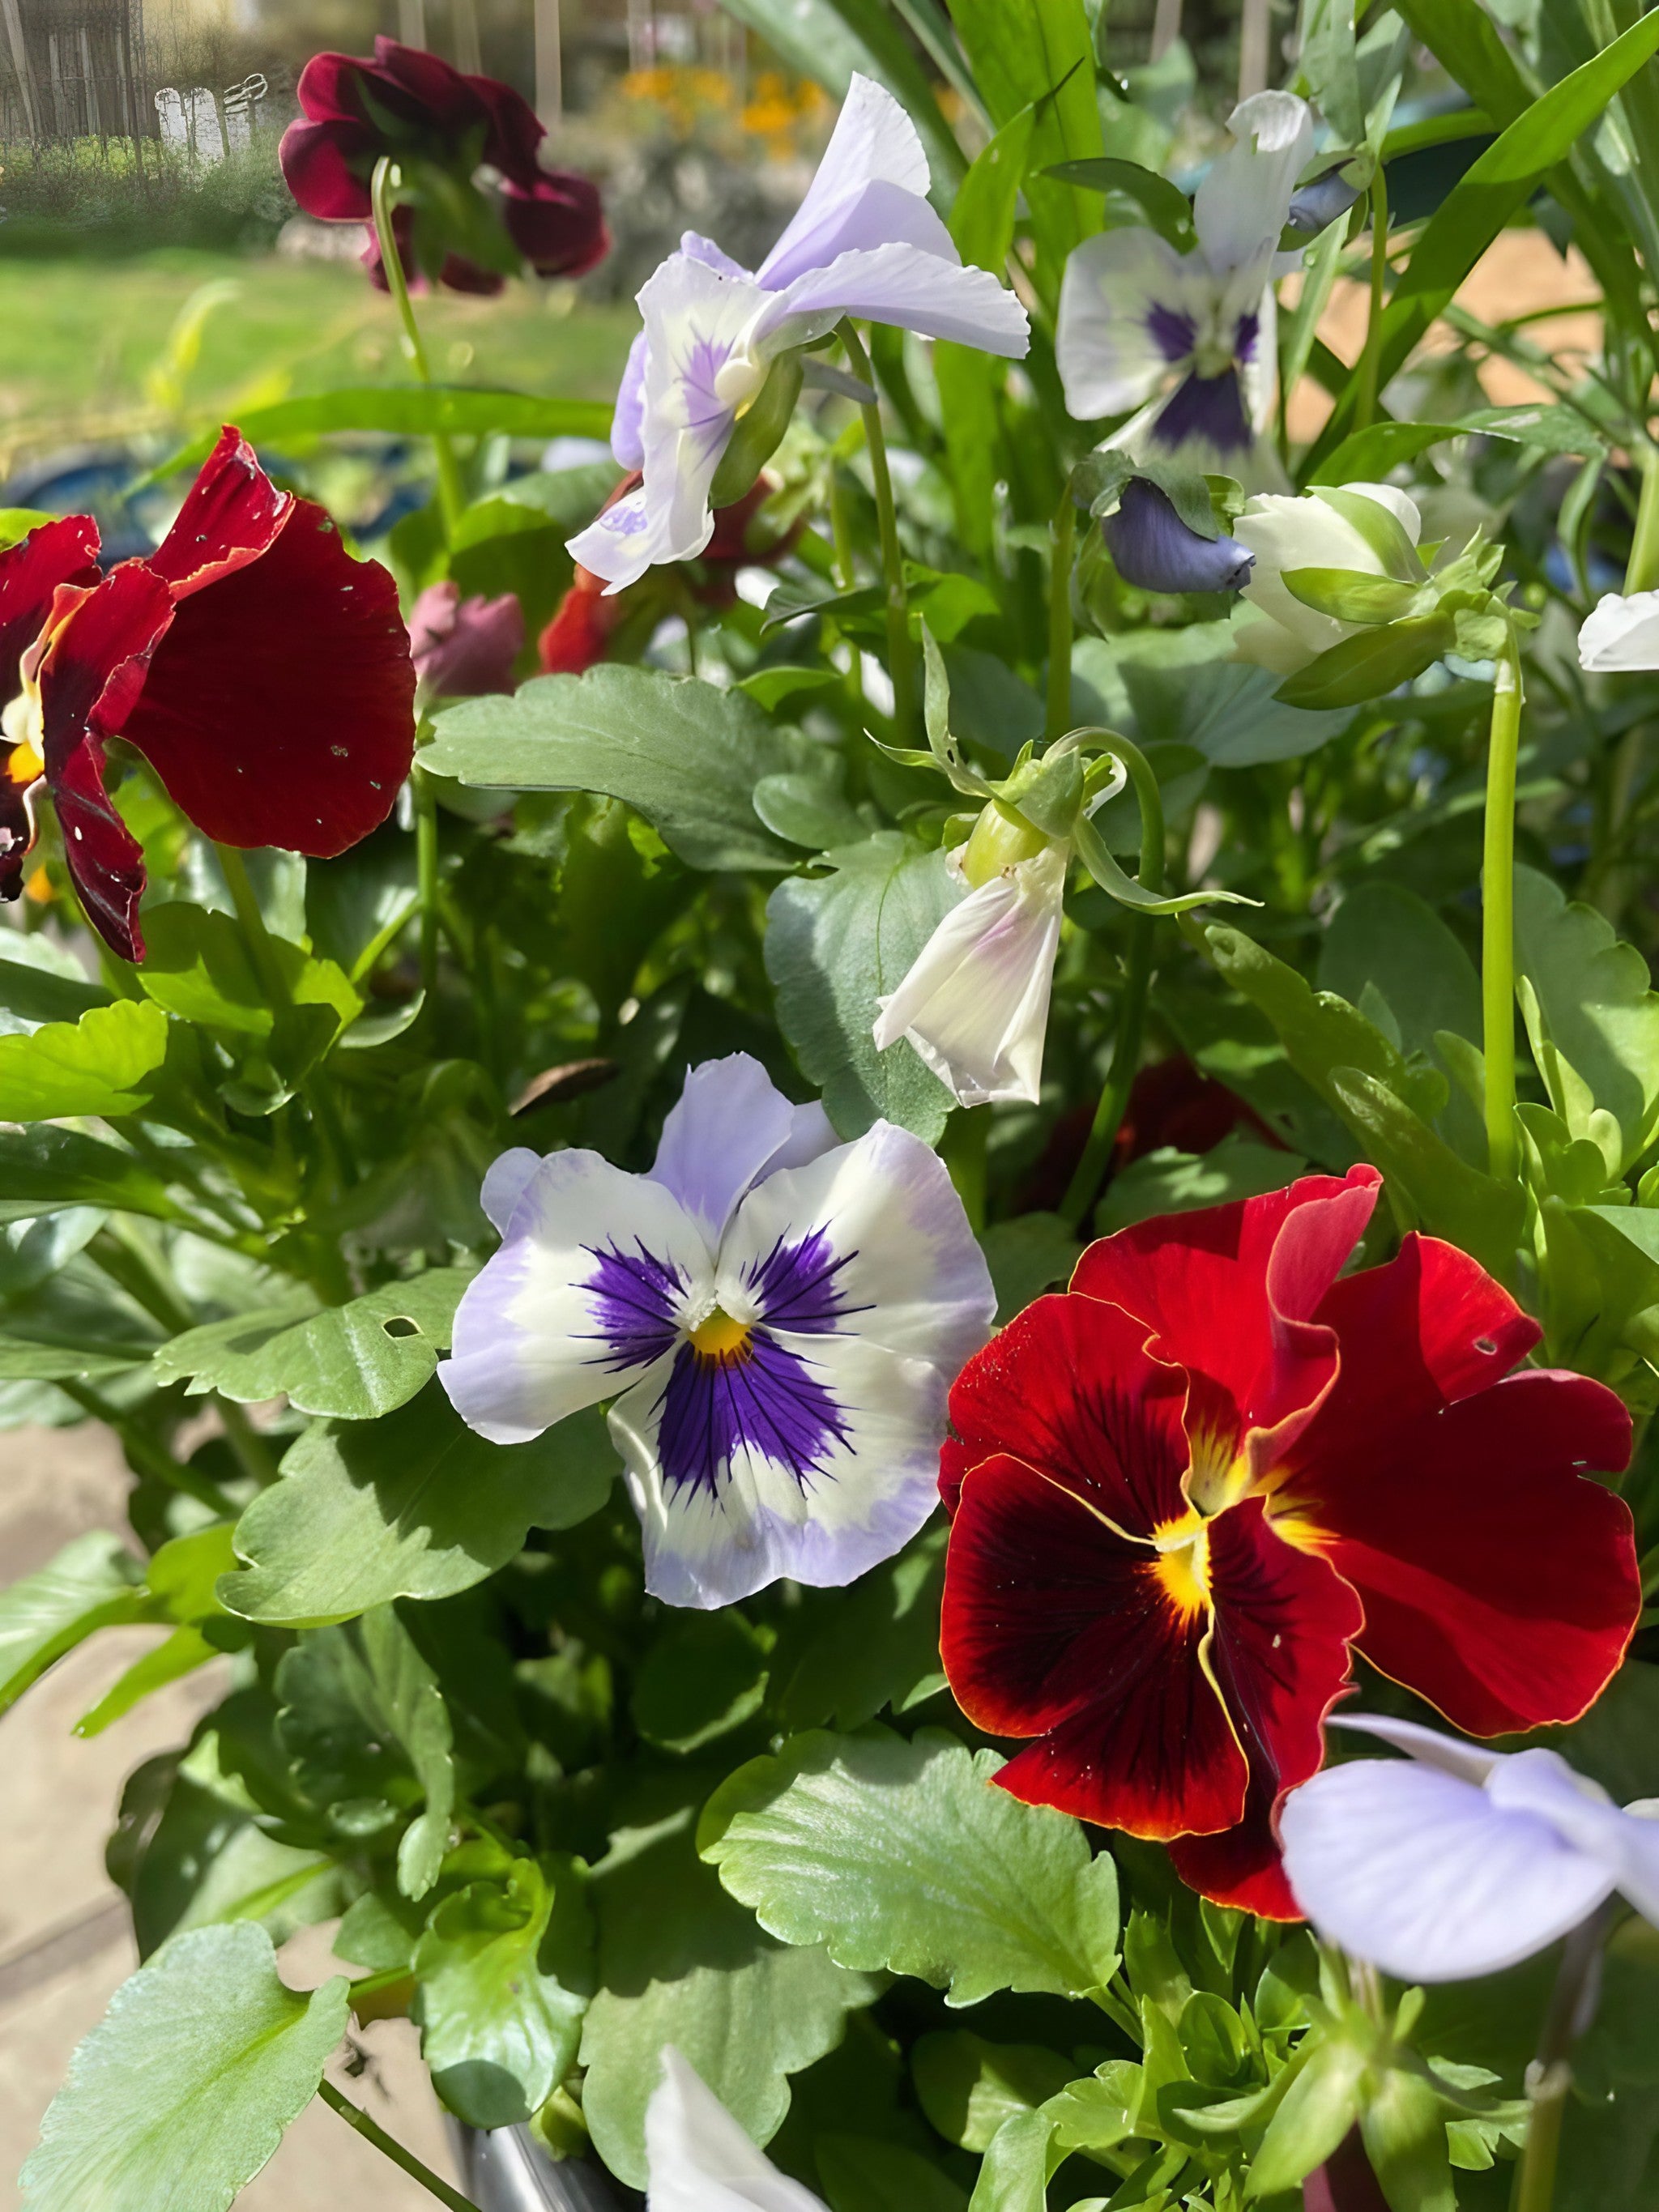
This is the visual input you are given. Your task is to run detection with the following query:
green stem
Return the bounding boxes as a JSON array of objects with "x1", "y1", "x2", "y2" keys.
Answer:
[
  {"x1": 1047, "y1": 489, "x2": 1077, "y2": 744},
  {"x1": 1354, "y1": 167, "x2": 1389, "y2": 436},
  {"x1": 1482, "y1": 636, "x2": 1524, "y2": 1184},
  {"x1": 370, "y1": 155, "x2": 466, "y2": 540},
  {"x1": 1627, "y1": 443, "x2": 1659, "y2": 594},
  {"x1": 413, "y1": 764, "x2": 441, "y2": 1002},
  {"x1": 318, "y1": 2081, "x2": 482, "y2": 2212},
  {"x1": 217, "y1": 1399, "x2": 283, "y2": 1488},
  {"x1": 839, "y1": 319, "x2": 915, "y2": 741},
  {"x1": 58, "y1": 1381, "x2": 237, "y2": 1517},
  {"x1": 1060, "y1": 737, "x2": 1166, "y2": 1231},
  {"x1": 1512, "y1": 1908, "x2": 1612, "y2": 2212}
]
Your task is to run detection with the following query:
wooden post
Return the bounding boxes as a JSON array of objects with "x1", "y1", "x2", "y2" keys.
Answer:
[
  {"x1": 534, "y1": 0, "x2": 561, "y2": 128},
  {"x1": 451, "y1": 0, "x2": 481, "y2": 73},
  {"x1": 79, "y1": 24, "x2": 102, "y2": 139},
  {"x1": 0, "y1": 0, "x2": 36, "y2": 140},
  {"x1": 1150, "y1": 0, "x2": 1182, "y2": 62},
  {"x1": 1237, "y1": 0, "x2": 1269, "y2": 100},
  {"x1": 398, "y1": 0, "x2": 428, "y2": 49}
]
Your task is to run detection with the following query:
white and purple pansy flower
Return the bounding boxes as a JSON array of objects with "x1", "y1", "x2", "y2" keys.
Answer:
[
  {"x1": 567, "y1": 72, "x2": 1030, "y2": 594},
  {"x1": 1056, "y1": 90, "x2": 1314, "y2": 483},
  {"x1": 440, "y1": 1053, "x2": 996, "y2": 1609}
]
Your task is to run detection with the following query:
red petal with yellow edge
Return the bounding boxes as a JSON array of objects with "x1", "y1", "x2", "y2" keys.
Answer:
[
  {"x1": 1168, "y1": 1495, "x2": 1361, "y2": 1915},
  {"x1": 1070, "y1": 1166, "x2": 1380, "y2": 1460},
  {"x1": 943, "y1": 1451, "x2": 1249, "y2": 1839},
  {"x1": 120, "y1": 501, "x2": 415, "y2": 855},
  {"x1": 0, "y1": 515, "x2": 100, "y2": 684},
  {"x1": 1284, "y1": 1367, "x2": 1636, "y2": 1736},
  {"x1": 144, "y1": 428, "x2": 292, "y2": 599},
  {"x1": 941, "y1": 1290, "x2": 1191, "y2": 1528}
]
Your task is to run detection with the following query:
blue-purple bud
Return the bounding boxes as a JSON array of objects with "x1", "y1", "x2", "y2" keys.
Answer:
[{"x1": 1100, "y1": 478, "x2": 1255, "y2": 595}]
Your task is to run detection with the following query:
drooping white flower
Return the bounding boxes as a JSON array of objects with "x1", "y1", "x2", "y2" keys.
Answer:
[
  {"x1": 646, "y1": 2047, "x2": 825, "y2": 2212},
  {"x1": 1279, "y1": 1715, "x2": 1659, "y2": 1982},
  {"x1": 1056, "y1": 91, "x2": 1314, "y2": 480},
  {"x1": 1578, "y1": 589, "x2": 1659, "y2": 670},
  {"x1": 569, "y1": 75, "x2": 1030, "y2": 594},
  {"x1": 441, "y1": 1053, "x2": 994, "y2": 1609},
  {"x1": 1231, "y1": 481, "x2": 1422, "y2": 675},
  {"x1": 873, "y1": 838, "x2": 1068, "y2": 1108}
]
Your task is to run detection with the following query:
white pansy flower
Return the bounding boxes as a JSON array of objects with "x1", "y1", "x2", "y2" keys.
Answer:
[
  {"x1": 1231, "y1": 481, "x2": 1422, "y2": 675},
  {"x1": 1578, "y1": 589, "x2": 1659, "y2": 670}
]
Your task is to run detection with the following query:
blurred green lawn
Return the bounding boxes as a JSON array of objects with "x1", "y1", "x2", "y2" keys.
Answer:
[{"x1": 0, "y1": 249, "x2": 637, "y2": 471}]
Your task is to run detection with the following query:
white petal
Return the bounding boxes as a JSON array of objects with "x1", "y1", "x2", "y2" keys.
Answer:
[
  {"x1": 1486, "y1": 1750, "x2": 1659, "y2": 1928},
  {"x1": 1279, "y1": 1758, "x2": 1615, "y2": 1982},
  {"x1": 567, "y1": 484, "x2": 660, "y2": 595},
  {"x1": 720, "y1": 1116, "x2": 996, "y2": 1370},
  {"x1": 1329, "y1": 1712, "x2": 1503, "y2": 1785},
  {"x1": 767, "y1": 1100, "x2": 840, "y2": 1175},
  {"x1": 1232, "y1": 488, "x2": 1388, "y2": 663},
  {"x1": 757, "y1": 71, "x2": 932, "y2": 290},
  {"x1": 1057, "y1": 228, "x2": 1196, "y2": 420},
  {"x1": 480, "y1": 1147, "x2": 543, "y2": 1238},
  {"x1": 758, "y1": 242, "x2": 1030, "y2": 356},
  {"x1": 441, "y1": 1152, "x2": 711, "y2": 1446},
  {"x1": 650, "y1": 1054, "x2": 798, "y2": 1245},
  {"x1": 872, "y1": 844, "x2": 1066, "y2": 1107},
  {"x1": 1194, "y1": 91, "x2": 1315, "y2": 276},
  {"x1": 1579, "y1": 590, "x2": 1659, "y2": 671},
  {"x1": 646, "y1": 2047, "x2": 825, "y2": 2212},
  {"x1": 680, "y1": 229, "x2": 752, "y2": 279}
]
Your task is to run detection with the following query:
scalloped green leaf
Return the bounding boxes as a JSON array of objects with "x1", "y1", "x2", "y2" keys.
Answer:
[
  {"x1": 0, "y1": 999, "x2": 169, "y2": 1121},
  {"x1": 1513, "y1": 863, "x2": 1659, "y2": 1170}
]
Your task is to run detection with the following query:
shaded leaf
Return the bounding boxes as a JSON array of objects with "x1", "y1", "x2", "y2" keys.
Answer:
[
  {"x1": 1513, "y1": 863, "x2": 1659, "y2": 1171},
  {"x1": 0, "y1": 1532, "x2": 143, "y2": 1715}
]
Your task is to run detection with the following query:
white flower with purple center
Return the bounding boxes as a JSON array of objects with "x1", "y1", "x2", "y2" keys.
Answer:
[
  {"x1": 1056, "y1": 91, "x2": 1314, "y2": 480},
  {"x1": 441, "y1": 1054, "x2": 995, "y2": 1609},
  {"x1": 567, "y1": 73, "x2": 1030, "y2": 594}
]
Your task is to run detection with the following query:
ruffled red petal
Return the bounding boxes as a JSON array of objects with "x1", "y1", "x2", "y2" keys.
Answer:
[
  {"x1": 1166, "y1": 1496, "x2": 1360, "y2": 1916},
  {"x1": 501, "y1": 173, "x2": 609, "y2": 276},
  {"x1": 467, "y1": 72, "x2": 547, "y2": 185},
  {"x1": 1282, "y1": 1367, "x2": 1636, "y2": 1734},
  {"x1": 372, "y1": 36, "x2": 489, "y2": 137},
  {"x1": 278, "y1": 116, "x2": 374, "y2": 220},
  {"x1": 941, "y1": 1291, "x2": 1192, "y2": 1527},
  {"x1": 944, "y1": 1451, "x2": 1249, "y2": 1839},
  {"x1": 145, "y1": 427, "x2": 292, "y2": 599},
  {"x1": 1070, "y1": 1167, "x2": 1380, "y2": 1463},
  {"x1": 0, "y1": 515, "x2": 101, "y2": 680},
  {"x1": 119, "y1": 500, "x2": 415, "y2": 856},
  {"x1": 539, "y1": 576, "x2": 624, "y2": 674}
]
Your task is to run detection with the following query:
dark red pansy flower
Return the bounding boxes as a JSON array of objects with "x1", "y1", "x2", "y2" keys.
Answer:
[
  {"x1": 538, "y1": 472, "x2": 793, "y2": 675},
  {"x1": 939, "y1": 1166, "x2": 1640, "y2": 1917},
  {"x1": 280, "y1": 36, "x2": 608, "y2": 295},
  {"x1": 0, "y1": 427, "x2": 416, "y2": 961}
]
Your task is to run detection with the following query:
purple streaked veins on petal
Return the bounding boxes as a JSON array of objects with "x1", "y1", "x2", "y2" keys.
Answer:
[
  {"x1": 1153, "y1": 366, "x2": 1253, "y2": 454},
  {"x1": 655, "y1": 1327, "x2": 851, "y2": 1501},
  {"x1": 1145, "y1": 302, "x2": 1197, "y2": 364},
  {"x1": 742, "y1": 1224, "x2": 864, "y2": 1332},
  {"x1": 581, "y1": 1239, "x2": 687, "y2": 1373},
  {"x1": 1235, "y1": 308, "x2": 1260, "y2": 364}
]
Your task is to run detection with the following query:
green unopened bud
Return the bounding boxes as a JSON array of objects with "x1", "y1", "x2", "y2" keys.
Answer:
[
  {"x1": 710, "y1": 352, "x2": 805, "y2": 508},
  {"x1": 960, "y1": 801, "x2": 1052, "y2": 888}
]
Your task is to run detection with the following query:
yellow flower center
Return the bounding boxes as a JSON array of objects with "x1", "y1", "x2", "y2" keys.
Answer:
[
  {"x1": 1, "y1": 687, "x2": 44, "y2": 787},
  {"x1": 689, "y1": 1307, "x2": 753, "y2": 1364},
  {"x1": 1150, "y1": 1509, "x2": 1212, "y2": 1620}
]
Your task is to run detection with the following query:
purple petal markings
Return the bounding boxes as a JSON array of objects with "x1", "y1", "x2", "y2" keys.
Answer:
[
  {"x1": 1235, "y1": 307, "x2": 1260, "y2": 364},
  {"x1": 656, "y1": 1331, "x2": 851, "y2": 1502},
  {"x1": 1145, "y1": 301, "x2": 1197, "y2": 364},
  {"x1": 1152, "y1": 366, "x2": 1253, "y2": 454},
  {"x1": 581, "y1": 1239, "x2": 687, "y2": 1374},
  {"x1": 741, "y1": 1223, "x2": 865, "y2": 1332}
]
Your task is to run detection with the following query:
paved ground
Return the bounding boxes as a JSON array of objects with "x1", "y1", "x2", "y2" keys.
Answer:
[{"x1": 0, "y1": 1421, "x2": 463, "y2": 2210}]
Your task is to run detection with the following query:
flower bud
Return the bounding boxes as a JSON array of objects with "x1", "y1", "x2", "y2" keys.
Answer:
[{"x1": 1231, "y1": 482, "x2": 1422, "y2": 675}]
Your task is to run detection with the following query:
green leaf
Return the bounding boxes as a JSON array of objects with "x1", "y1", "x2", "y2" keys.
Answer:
[
  {"x1": 220, "y1": 1390, "x2": 616, "y2": 1626},
  {"x1": 75, "y1": 1626, "x2": 222, "y2": 1739},
  {"x1": 1091, "y1": 631, "x2": 1350, "y2": 767},
  {"x1": 1098, "y1": 1137, "x2": 1306, "y2": 1234},
  {"x1": 947, "y1": 0, "x2": 1104, "y2": 283},
  {"x1": 579, "y1": 1786, "x2": 879, "y2": 2188},
  {"x1": 1513, "y1": 863, "x2": 1659, "y2": 1171},
  {"x1": 1312, "y1": 403, "x2": 1609, "y2": 486},
  {"x1": 0, "y1": 999, "x2": 169, "y2": 1121},
  {"x1": 700, "y1": 1727, "x2": 1120, "y2": 2008},
  {"x1": 154, "y1": 1266, "x2": 474, "y2": 1420},
  {"x1": 19, "y1": 1921, "x2": 348, "y2": 2212},
  {"x1": 0, "y1": 1125, "x2": 183, "y2": 1224},
  {"x1": 817, "y1": 2134, "x2": 970, "y2": 2212},
  {"x1": 426, "y1": 667, "x2": 824, "y2": 872},
  {"x1": 774, "y1": 1527, "x2": 948, "y2": 1731},
  {"x1": 633, "y1": 1612, "x2": 771, "y2": 1754},
  {"x1": 0, "y1": 507, "x2": 57, "y2": 546},
  {"x1": 913, "y1": 2032, "x2": 1075, "y2": 2152},
  {"x1": 157, "y1": 388, "x2": 613, "y2": 475},
  {"x1": 1044, "y1": 156, "x2": 1195, "y2": 247},
  {"x1": 413, "y1": 1854, "x2": 594, "y2": 2129},
  {"x1": 139, "y1": 902, "x2": 360, "y2": 1045},
  {"x1": 0, "y1": 1532, "x2": 144, "y2": 1715},
  {"x1": 1274, "y1": 616, "x2": 1456, "y2": 710},
  {"x1": 0, "y1": 932, "x2": 111, "y2": 1034},
  {"x1": 766, "y1": 833, "x2": 957, "y2": 1140},
  {"x1": 978, "y1": 1213, "x2": 1084, "y2": 1323},
  {"x1": 1359, "y1": 2065, "x2": 1456, "y2": 2212},
  {"x1": 1297, "y1": 0, "x2": 1363, "y2": 146},
  {"x1": 1282, "y1": 567, "x2": 1424, "y2": 624},
  {"x1": 969, "y1": 2108, "x2": 1058, "y2": 2212},
  {"x1": 1247, "y1": 2038, "x2": 1368, "y2": 2197},
  {"x1": 0, "y1": 1330, "x2": 150, "y2": 1380}
]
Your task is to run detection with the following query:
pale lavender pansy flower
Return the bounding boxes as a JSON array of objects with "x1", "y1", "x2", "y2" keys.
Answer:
[
  {"x1": 1578, "y1": 590, "x2": 1659, "y2": 670},
  {"x1": 440, "y1": 1053, "x2": 995, "y2": 1608},
  {"x1": 646, "y1": 2047, "x2": 825, "y2": 2212},
  {"x1": 1056, "y1": 91, "x2": 1314, "y2": 481},
  {"x1": 1279, "y1": 1715, "x2": 1659, "y2": 1983},
  {"x1": 568, "y1": 73, "x2": 1030, "y2": 594}
]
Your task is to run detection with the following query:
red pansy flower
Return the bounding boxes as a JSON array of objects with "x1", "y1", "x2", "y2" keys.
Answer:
[
  {"x1": 939, "y1": 1166, "x2": 1639, "y2": 1917},
  {"x1": 0, "y1": 428, "x2": 416, "y2": 961},
  {"x1": 539, "y1": 472, "x2": 794, "y2": 675},
  {"x1": 409, "y1": 580, "x2": 523, "y2": 697},
  {"x1": 280, "y1": 37, "x2": 608, "y2": 294}
]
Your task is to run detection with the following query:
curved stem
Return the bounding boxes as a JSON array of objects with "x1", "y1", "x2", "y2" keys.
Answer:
[
  {"x1": 318, "y1": 2081, "x2": 482, "y2": 2212},
  {"x1": 839, "y1": 319, "x2": 915, "y2": 741},
  {"x1": 1626, "y1": 442, "x2": 1659, "y2": 594},
  {"x1": 370, "y1": 155, "x2": 466, "y2": 541},
  {"x1": 1482, "y1": 636, "x2": 1524, "y2": 1183},
  {"x1": 1513, "y1": 1907, "x2": 1613, "y2": 2212},
  {"x1": 59, "y1": 1381, "x2": 237, "y2": 1517},
  {"x1": 1047, "y1": 488, "x2": 1077, "y2": 744},
  {"x1": 414, "y1": 765, "x2": 441, "y2": 1002},
  {"x1": 1354, "y1": 166, "x2": 1389, "y2": 436},
  {"x1": 1060, "y1": 735, "x2": 1166, "y2": 1231}
]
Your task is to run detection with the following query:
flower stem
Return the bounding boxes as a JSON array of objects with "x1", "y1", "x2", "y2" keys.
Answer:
[
  {"x1": 413, "y1": 764, "x2": 441, "y2": 1000},
  {"x1": 58, "y1": 1380, "x2": 237, "y2": 1517},
  {"x1": 1047, "y1": 488, "x2": 1077, "y2": 744},
  {"x1": 1513, "y1": 1908, "x2": 1612, "y2": 2212},
  {"x1": 1060, "y1": 736, "x2": 1166, "y2": 1231},
  {"x1": 318, "y1": 2081, "x2": 482, "y2": 2212},
  {"x1": 1627, "y1": 444, "x2": 1659, "y2": 594},
  {"x1": 370, "y1": 154, "x2": 466, "y2": 542},
  {"x1": 1482, "y1": 634, "x2": 1523, "y2": 1183},
  {"x1": 1354, "y1": 166, "x2": 1389, "y2": 436},
  {"x1": 839, "y1": 319, "x2": 916, "y2": 742}
]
